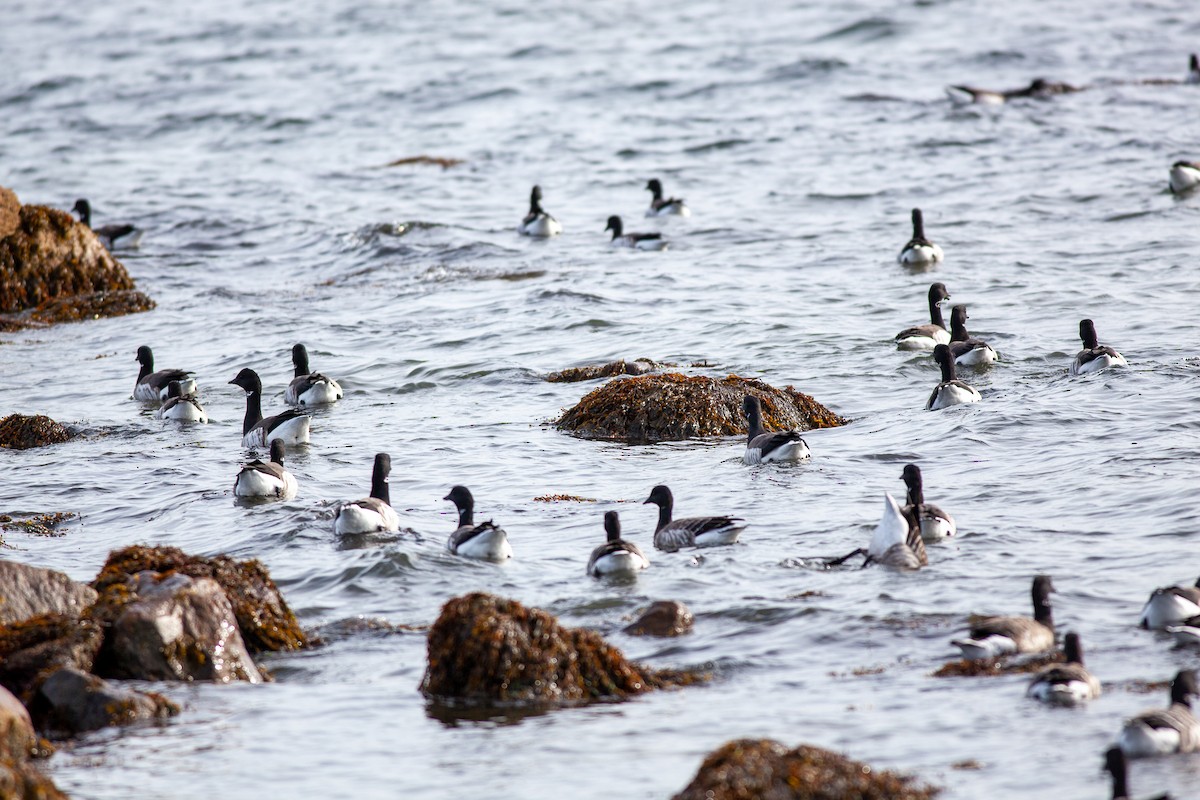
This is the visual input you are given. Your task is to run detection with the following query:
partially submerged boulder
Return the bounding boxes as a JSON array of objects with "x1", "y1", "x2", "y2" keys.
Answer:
[
  {"x1": 624, "y1": 601, "x2": 694, "y2": 637},
  {"x1": 420, "y1": 592, "x2": 702, "y2": 706},
  {"x1": 547, "y1": 359, "x2": 660, "y2": 383},
  {"x1": 0, "y1": 683, "x2": 65, "y2": 799},
  {"x1": 0, "y1": 562, "x2": 97, "y2": 626},
  {"x1": 35, "y1": 667, "x2": 176, "y2": 736},
  {"x1": 0, "y1": 614, "x2": 103, "y2": 705},
  {"x1": 556, "y1": 373, "x2": 846, "y2": 443},
  {"x1": 671, "y1": 739, "x2": 940, "y2": 800},
  {"x1": 0, "y1": 415, "x2": 71, "y2": 450}
]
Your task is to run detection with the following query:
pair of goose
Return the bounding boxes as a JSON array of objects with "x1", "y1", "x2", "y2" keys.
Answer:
[
  {"x1": 517, "y1": 181, "x2": 686, "y2": 249},
  {"x1": 860, "y1": 464, "x2": 954, "y2": 569},
  {"x1": 894, "y1": 283, "x2": 997, "y2": 366}
]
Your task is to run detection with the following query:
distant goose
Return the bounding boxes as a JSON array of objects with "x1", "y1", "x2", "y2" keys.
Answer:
[
  {"x1": 867, "y1": 493, "x2": 928, "y2": 569},
  {"x1": 228, "y1": 367, "x2": 310, "y2": 448},
  {"x1": 951, "y1": 575, "x2": 1056, "y2": 660},
  {"x1": 897, "y1": 209, "x2": 944, "y2": 265},
  {"x1": 443, "y1": 485, "x2": 512, "y2": 561},
  {"x1": 233, "y1": 439, "x2": 297, "y2": 499},
  {"x1": 1069, "y1": 319, "x2": 1127, "y2": 376},
  {"x1": 517, "y1": 185, "x2": 563, "y2": 237},
  {"x1": 945, "y1": 78, "x2": 1080, "y2": 105},
  {"x1": 742, "y1": 395, "x2": 810, "y2": 464},
  {"x1": 587, "y1": 511, "x2": 650, "y2": 577},
  {"x1": 927, "y1": 343, "x2": 982, "y2": 411},
  {"x1": 605, "y1": 215, "x2": 668, "y2": 251},
  {"x1": 1138, "y1": 577, "x2": 1200, "y2": 630},
  {"x1": 1118, "y1": 669, "x2": 1200, "y2": 758},
  {"x1": 895, "y1": 282, "x2": 951, "y2": 350},
  {"x1": 334, "y1": 453, "x2": 400, "y2": 534},
  {"x1": 134, "y1": 345, "x2": 197, "y2": 402},
  {"x1": 900, "y1": 464, "x2": 956, "y2": 541},
  {"x1": 947, "y1": 305, "x2": 998, "y2": 366},
  {"x1": 1188, "y1": 54, "x2": 1200, "y2": 85},
  {"x1": 284, "y1": 344, "x2": 343, "y2": 406},
  {"x1": 645, "y1": 178, "x2": 691, "y2": 217},
  {"x1": 71, "y1": 199, "x2": 143, "y2": 249},
  {"x1": 1026, "y1": 632, "x2": 1101, "y2": 705},
  {"x1": 643, "y1": 484, "x2": 745, "y2": 552},
  {"x1": 156, "y1": 380, "x2": 208, "y2": 423},
  {"x1": 1169, "y1": 161, "x2": 1200, "y2": 194},
  {"x1": 1104, "y1": 747, "x2": 1172, "y2": 800}
]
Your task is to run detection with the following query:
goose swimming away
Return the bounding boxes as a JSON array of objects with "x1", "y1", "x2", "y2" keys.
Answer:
[
  {"x1": 443, "y1": 485, "x2": 512, "y2": 561},
  {"x1": 1139, "y1": 577, "x2": 1200, "y2": 630},
  {"x1": 951, "y1": 575, "x2": 1055, "y2": 660},
  {"x1": 900, "y1": 464, "x2": 955, "y2": 541},
  {"x1": 284, "y1": 344, "x2": 343, "y2": 406},
  {"x1": 1188, "y1": 54, "x2": 1200, "y2": 85},
  {"x1": 1104, "y1": 746, "x2": 1172, "y2": 800},
  {"x1": 1169, "y1": 161, "x2": 1200, "y2": 194},
  {"x1": 927, "y1": 343, "x2": 981, "y2": 411},
  {"x1": 897, "y1": 208, "x2": 944, "y2": 265},
  {"x1": 867, "y1": 493, "x2": 927, "y2": 569},
  {"x1": 947, "y1": 305, "x2": 998, "y2": 366},
  {"x1": 895, "y1": 283, "x2": 951, "y2": 350},
  {"x1": 334, "y1": 453, "x2": 400, "y2": 535},
  {"x1": 233, "y1": 439, "x2": 297, "y2": 499},
  {"x1": 156, "y1": 380, "x2": 208, "y2": 423},
  {"x1": 945, "y1": 78, "x2": 1080, "y2": 105},
  {"x1": 228, "y1": 367, "x2": 310, "y2": 448},
  {"x1": 587, "y1": 511, "x2": 650, "y2": 577},
  {"x1": 742, "y1": 395, "x2": 810, "y2": 465},
  {"x1": 643, "y1": 484, "x2": 744, "y2": 552},
  {"x1": 1070, "y1": 319, "x2": 1127, "y2": 376},
  {"x1": 645, "y1": 178, "x2": 691, "y2": 217},
  {"x1": 517, "y1": 185, "x2": 563, "y2": 237},
  {"x1": 72, "y1": 198, "x2": 143, "y2": 249},
  {"x1": 605, "y1": 215, "x2": 668, "y2": 250},
  {"x1": 134, "y1": 346, "x2": 196, "y2": 402},
  {"x1": 1118, "y1": 669, "x2": 1200, "y2": 758},
  {"x1": 1026, "y1": 632, "x2": 1101, "y2": 705}
]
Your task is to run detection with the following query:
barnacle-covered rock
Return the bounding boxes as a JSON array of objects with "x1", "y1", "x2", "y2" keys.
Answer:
[
  {"x1": 546, "y1": 359, "x2": 660, "y2": 383},
  {"x1": 0, "y1": 415, "x2": 71, "y2": 450}
]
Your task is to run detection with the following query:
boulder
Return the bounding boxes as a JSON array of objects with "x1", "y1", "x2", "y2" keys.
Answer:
[
  {"x1": 623, "y1": 601, "x2": 694, "y2": 637},
  {"x1": 0, "y1": 687, "x2": 35, "y2": 761},
  {"x1": 420, "y1": 592, "x2": 702, "y2": 706},
  {"x1": 0, "y1": 613, "x2": 103, "y2": 704},
  {"x1": 0, "y1": 415, "x2": 71, "y2": 450},
  {"x1": 0, "y1": 562, "x2": 98, "y2": 626},
  {"x1": 546, "y1": 359, "x2": 660, "y2": 383},
  {"x1": 29, "y1": 289, "x2": 155, "y2": 326},
  {"x1": 671, "y1": 739, "x2": 940, "y2": 800},
  {"x1": 0, "y1": 187, "x2": 18, "y2": 240},
  {"x1": 35, "y1": 667, "x2": 176, "y2": 736},
  {"x1": 556, "y1": 373, "x2": 846, "y2": 443}
]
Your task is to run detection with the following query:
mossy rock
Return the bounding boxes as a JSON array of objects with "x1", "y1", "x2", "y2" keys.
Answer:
[
  {"x1": 0, "y1": 613, "x2": 103, "y2": 706},
  {"x1": 556, "y1": 373, "x2": 846, "y2": 443},
  {"x1": 0, "y1": 416, "x2": 71, "y2": 450},
  {"x1": 0, "y1": 187, "x2": 19, "y2": 240},
  {"x1": 27, "y1": 289, "x2": 155, "y2": 326},
  {"x1": 0, "y1": 755, "x2": 68, "y2": 800},
  {"x1": 420, "y1": 592, "x2": 703, "y2": 707},
  {"x1": 671, "y1": 739, "x2": 940, "y2": 800},
  {"x1": 546, "y1": 359, "x2": 660, "y2": 383},
  {"x1": 931, "y1": 650, "x2": 1063, "y2": 678}
]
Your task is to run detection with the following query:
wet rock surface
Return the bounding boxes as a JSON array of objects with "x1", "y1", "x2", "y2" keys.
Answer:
[
  {"x1": 0, "y1": 416, "x2": 71, "y2": 450},
  {"x1": 0, "y1": 687, "x2": 35, "y2": 762},
  {"x1": 546, "y1": 358, "x2": 661, "y2": 383},
  {"x1": 28, "y1": 289, "x2": 155, "y2": 326},
  {"x1": 0, "y1": 686, "x2": 66, "y2": 800},
  {"x1": 0, "y1": 614, "x2": 103, "y2": 705},
  {"x1": 624, "y1": 601, "x2": 694, "y2": 637},
  {"x1": 35, "y1": 667, "x2": 177, "y2": 736},
  {"x1": 0, "y1": 562, "x2": 98, "y2": 627}
]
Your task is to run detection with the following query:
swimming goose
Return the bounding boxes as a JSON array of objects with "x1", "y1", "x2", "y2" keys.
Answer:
[
  {"x1": 1169, "y1": 161, "x2": 1200, "y2": 194},
  {"x1": 284, "y1": 344, "x2": 343, "y2": 406},
  {"x1": 945, "y1": 78, "x2": 1079, "y2": 105},
  {"x1": 867, "y1": 493, "x2": 927, "y2": 569},
  {"x1": 643, "y1": 484, "x2": 745, "y2": 552},
  {"x1": 1104, "y1": 747, "x2": 1172, "y2": 800},
  {"x1": 645, "y1": 178, "x2": 691, "y2": 217},
  {"x1": 895, "y1": 283, "x2": 951, "y2": 350},
  {"x1": 1119, "y1": 670, "x2": 1200, "y2": 758},
  {"x1": 156, "y1": 380, "x2": 208, "y2": 423},
  {"x1": 228, "y1": 367, "x2": 310, "y2": 448},
  {"x1": 605, "y1": 216, "x2": 668, "y2": 251},
  {"x1": 517, "y1": 185, "x2": 563, "y2": 237},
  {"x1": 587, "y1": 511, "x2": 650, "y2": 576},
  {"x1": 443, "y1": 485, "x2": 513, "y2": 561},
  {"x1": 334, "y1": 453, "x2": 401, "y2": 535},
  {"x1": 947, "y1": 305, "x2": 998, "y2": 366},
  {"x1": 1070, "y1": 319, "x2": 1127, "y2": 376},
  {"x1": 900, "y1": 464, "x2": 956, "y2": 541},
  {"x1": 72, "y1": 199, "x2": 143, "y2": 249},
  {"x1": 951, "y1": 575, "x2": 1056, "y2": 660},
  {"x1": 134, "y1": 346, "x2": 197, "y2": 402},
  {"x1": 927, "y1": 344, "x2": 982, "y2": 411},
  {"x1": 233, "y1": 439, "x2": 297, "y2": 499},
  {"x1": 897, "y1": 209, "x2": 944, "y2": 265},
  {"x1": 742, "y1": 395, "x2": 810, "y2": 464},
  {"x1": 1138, "y1": 577, "x2": 1200, "y2": 630},
  {"x1": 1026, "y1": 632, "x2": 1101, "y2": 705},
  {"x1": 1188, "y1": 54, "x2": 1200, "y2": 85}
]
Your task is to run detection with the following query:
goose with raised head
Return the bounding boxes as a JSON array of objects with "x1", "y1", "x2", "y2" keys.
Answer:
[
  {"x1": 742, "y1": 395, "x2": 810, "y2": 465},
  {"x1": 900, "y1": 464, "x2": 955, "y2": 542},
  {"x1": 947, "y1": 305, "x2": 998, "y2": 366},
  {"x1": 233, "y1": 440, "x2": 297, "y2": 499},
  {"x1": 587, "y1": 511, "x2": 650, "y2": 576},
  {"x1": 605, "y1": 215, "x2": 668, "y2": 250},
  {"x1": 229, "y1": 368, "x2": 310, "y2": 448},
  {"x1": 284, "y1": 344, "x2": 343, "y2": 406},
  {"x1": 897, "y1": 208, "x2": 944, "y2": 265},
  {"x1": 443, "y1": 485, "x2": 512, "y2": 561},
  {"x1": 133, "y1": 346, "x2": 196, "y2": 402},
  {"x1": 517, "y1": 185, "x2": 562, "y2": 237},
  {"x1": 72, "y1": 198, "x2": 143, "y2": 249},
  {"x1": 1139, "y1": 577, "x2": 1200, "y2": 630},
  {"x1": 1118, "y1": 669, "x2": 1200, "y2": 758},
  {"x1": 1026, "y1": 632, "x2": 1101, "y2": 705},
  {"x1": 643, "y1": 485, "x2": 744, "y2": 552},
  {"x1": 1070, "y1": 319, "x2": 1127, "y2": 375},
  {"x1": 927, "y1": 343, "x2": 982, "y2": 411},
  {"x1": 951, "y1": 575, "x2": 1056, "y2": 660},
  {"x1": 156, "y1": 380, "x2": 208, "y2": 423},
  {"x1": 334, "y1": 453, "x2": 400, "y2": 534},
  {"x1": 645, "y1": 178, "x2": 690, "y2": 217},
  {"x1": 895, "y1": 283, "x2": 951, "y2": 350}
]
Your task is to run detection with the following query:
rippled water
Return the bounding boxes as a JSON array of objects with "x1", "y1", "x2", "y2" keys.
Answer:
[{"x1": 3, "y1": 0, "x2": 1200, "y2": 797}]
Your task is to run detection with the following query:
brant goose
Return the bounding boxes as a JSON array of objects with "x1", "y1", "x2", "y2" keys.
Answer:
[
  {"x1": 156, "y1": 380, "x2": 208, "y2": 423},
  {"x1": 1139, "y1": 577, "x2": 1200, "y2": 629},
  {"x1": 643, "y1": 484, "x2": 744, "y2": 552},
  {"x1": 1070, "y1": 319, "x2": 1127, "y2": 375},
  {"x1": 945, "y1": 78, "x2": 1079, "y2": 105},
  {"x1": 334, "y1": 453, "x2": 400, "y2": 534},
  {"x1": 867, "y1": 493, "x2": 928, "y2": 569},
  {"x1": 645, "y1": 178, "x2": 691, "y2": 217},
  {"x1": 742, "y1": 395, "x2": 810, "y2": 464},
  {"x1": 443, "y1": 485, "x2": 512, "y2": 561},
  {"x1": 72, "y1": 199, "x2": 143, "y2": 249},
  {"x1": 951, "y1": 575, "x2": 1056, "y2": 660},
  {"x1": 587, "y1": 511, "x2": 650, "y2": 576},
  {"x1": 1104, "y1": 746, "x2": 1171, "y2": 800},
  {"x1": 233, "y1": 439, "x2": 297, "y2": 499},
  {"x1": 895, "y1": 283, "x2": 951, "y2": 350},
  {"x1": 284, "y1": 344, "x2": 343, "y2": 406},
  {"x1": 900, "y1": 464, "x2": 956, "y2": 541},
  {"x1": 228, "y1": 367, "x2": 310, "y2": 447},
  {"x1": 897, "y1": 209, "x2": 944, "y2": 265},
  {"x1": 1188, "y1": 54, "x2": 1200, "y2": 85},
  {"x1": 605, "y1": 215, "x2": 668, "y2": 250},
  {"x1": 927, "y1": 343, "x2": 981, "y2": 410},
  {"x1": 947, "y1": 305, "x2": 998, "y2": 366},
  {"x1": 134, "y1": 346, "x2": 196, "y2": 402},
  {"x1": 1026, "y1": 632, "x2": 1101, "y2": 705},
  {"x1": 517, "y1": 185, "x2": 563, "y2": 237},
  {"x1": 1169, "y1": 161, "x2": 1200, "y2": 194},
  {"x1": 1118, "y1": 670, "x2": 1200, "y2": 758}
]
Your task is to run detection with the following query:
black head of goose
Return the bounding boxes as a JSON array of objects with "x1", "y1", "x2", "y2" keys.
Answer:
[
  {"x1": 157, "y1": 380, "x2": 208, "y2": 423},
  {"x1": 951, "y1": 575, "x2": 1056, "y2": 660},
  {"x1": 897, "y1": 208, "x2": 944, "y2": 265},
  {"x1": 285, "y1": 343, "x2": 343, "y2": 406},
  {"x1": 605, "y1": 215, "x2": 667, "y2": 250},
  {"x1": 1026, "y1": 631, "x2": 1101, "y2": 705},
  {"x1": 587, "y1": 510, "x2": 650, "y2": 576},
  {"x1": 442, "y1": 485, "x2": 512, "y2": 561},
  {"x1": 1138, "y1": 576, "x2": 1200, "y2": 629},
  {"x1": 895, "y1": 283, "x2": 951, "y2": 350},
  {"x1": 643, "y1": 484, "x2": 745, "y2": 552},
  {"x1": 1104, "y1": 746, "x2": 1172, "y2": 800},
  {"x1": 741, "y1": 395, "x2": 810, "y2": 465},
  {"x1": 518, "y1": 185, "x2": 562, "y2": 237},
  {"x1": 899, "y1": 464, "x2": 955, "y2": 541},
  {"x1": 947, "y1": 305, "x2": 998, "y2": 367},
  {"x1": 228, "y1": 367, "x2": 310, "y2": 448},
  {"x1": 334, "y1": 453, "x2": 401, "y2": 535},
  {"x1": 1189, "y1": 53, "x2": 1200, "y2": 84},
  {"x1": 926, "y1": 344, "x2": 981, "y2": 411},
  {"x1": 233, "y1": 439, "x2": 298, "y2": 499},
  {"x1": 644, "y1": 178, "x2": 690, "y2": 217},
  {"x1": 72, "y1": 198, "x2": 143, "y2": 249},
  {"x1": 1070, "y1": 319, "x2": 1128, "y2": 375},
  {"x1": 1118, "y1": 669, "x2": 1200, "y2": 759},
  {"x1": 134, "y1": 345, "x2": 196, "y2": 402}
]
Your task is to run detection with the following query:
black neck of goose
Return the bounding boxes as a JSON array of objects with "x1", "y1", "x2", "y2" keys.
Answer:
[
  {"x1": 241, "y1": 388, "x2": 263, "y2": 435},
  {"x1": 137, "y1": 358, "x2": 153, "y2": 383},
  {"x1": 950, "y1": 310, "x2": 969, "y2": 342},
  {"x1": 293, "y1": 348, "x2": 310, "y2": 377},
  {"x1": 1106, "y1": 752, "x2": 1127, "y2": 800},
  {"x1": 655, "y1": 501, "x2": 673, "y2": 532},
  {"x1": 371, "y1": 463, "x2": 391, "y2": 505},
  {"x1": 929, "y1": 294, "x2": 945, "y2": 328},
  {"x1": 609, "y1": 219, "x2": 623, "y2": 238},
  {"x1": 905, "y1": 476, "x2": 925, "y2": 507},
  {"x1": 76, "y1": 204, "x2": 91, "y2": 227},
  {"x1": 456, "y1": 497, "x2": 474, "y2": 527},
  {"x1": 1080, "y1": 321, "x2": 1099, "y2": 350},
  {"x1": 529, "y1": 195, "x2": 543, "y2": 216},
  {"x1": 604, "y1": 515, "x2": 620, "y2": 542},
  {"x1": 1033, "y1": 587, "x2": 1053, "y2": 630},
  {"x1": 746, "y1": 403, "x2": 763, "y2": 442},
  {"x1": 1170, "y1": 674, "x2": 1195, "y2": 708},
  {"x1": 912, "y1": 209, "x2": 926, "y2": 241},
  {"x1": 270, "y1": 440, "x2": 285, "y2": 466},
  {"x1": 650, "y1": 185, "x2": 663, "y2": 203},
  {"x1": 1064, "y1": 634, "x2": 1082, "y2": 665},
  {"x1": 938, "y1": 352, "x2": 957, "y2": 383}
]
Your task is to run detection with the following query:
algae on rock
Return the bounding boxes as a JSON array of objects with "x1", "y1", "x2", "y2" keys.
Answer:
[{"x1": 0, "y1": 416, "x2": 71, "y2": 450}]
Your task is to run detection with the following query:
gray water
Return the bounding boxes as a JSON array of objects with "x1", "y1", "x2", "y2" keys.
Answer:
[{"x1": 3, "y1": 0, "x2": 1200, "y2": 797}]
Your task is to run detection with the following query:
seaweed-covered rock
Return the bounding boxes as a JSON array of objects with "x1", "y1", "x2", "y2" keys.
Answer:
[
  {"x1": 671, "y1": 739, "x2": 940, "y2": 800},
  {"x1": 547, "y1": 359, "x2": 660, "y2": 383},
  {"x1": 0, "y1": 562, "x2": 97, "y2": 627},
  {"x1": 931, "y1": 650, "x2": 1063, "y2": 678},
  {"x1": 624, "y1": 601, "x2": 694, "y2": 637},
  {"x1": 0, "y1": 187, "x2": 18, "y2": 240},
  {"x1": 35, "y1": 667, "x2": 177, "y2": 736},
  {"x1": 0, "y1": 687, "x2": 35, "y2": 761},
  {"x1": 29, "y1": 289, "x2": 155, "y2": 325},
  {"x1": 420, "y1": 592, "x2": 701, "y2": 706},
  {"x1": 556, "y1": 373, "x2": 846, "y2": 443},
  {"x1": 0, "y1": 415, "x2": 71, "y2": 450},
  {"x1": 0, "y1": 614, "x2": 103, "y2": 705}
]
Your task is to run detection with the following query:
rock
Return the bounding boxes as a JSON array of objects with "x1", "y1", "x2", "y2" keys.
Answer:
[
  {"x1": 671, "y1": 739, "x2": 941, "y2": 800},
  {"x1": 0, "y1": 415, "x2": 71, "y2": 450},
  {"x1": 0, "y1": 187, "x2": 18, "y2": 240},
  {"x1": 0, "y1": 562, "x2": 98, "y2": 627},
  {"x1": 0, "y1": 756, "x2": 66, "y2": 800},
  {"x1": 29, "y1": 289, "x2": 155, "y2": 326},
  {"x1": 556, "y1": 373, "x2": 846, "y2": 443},
  {"x1": 546, "y1": 359, "x2": 660, "y2": 383},
  {"x1": 34, "y1": 667, "x2": 176, "y2": 736},
  {"x1": 420, "y1": 592, "x2": 702, "y2": 706},
  {"x1": 0, "y1": 687, "x2": 35, "y2": 762},
  {"x1": 931, "y1": 650, "x2": 1063, "y2": 678},
  {"x1": 0, "y1": 613, "x2": 103, "y2": 705},
  {"x1": 624, "y1": 601, "x2": 694, "y2": 637}
]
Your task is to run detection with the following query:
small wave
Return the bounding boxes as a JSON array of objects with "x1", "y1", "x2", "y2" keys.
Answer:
[
  {"x1": 684, "y1": 138, "x2": 751, "y2": 154},
  {"x1": 767, "y1": 58, "x2": 848, "y2": 81},
  {"x1": 813, "y1": 16, "x2": 899, "y2": 43}
]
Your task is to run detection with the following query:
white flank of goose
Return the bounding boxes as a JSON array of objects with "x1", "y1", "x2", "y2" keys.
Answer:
[
  {"x1": 1169, "y1": 161, "x2": 1200, "y2": 194},
  {"x1": 1118, "y1": 669, "x2": 1200, "y2": 758},
  {"x1": 927, "y1": 343, "x2": 982, "y2": 411},
  {"x1": 645, "y1": 178, "x2": 691, "y2": 217},
  {"x1": 742, "y1": 395, "x2": 810, "y2": 464},
  {"x1": 133, "y1": 345, "x2": 196, "y2": 402},
  {"x1": 867, "y1": 493, "x2": 927, "y2": 569},
  {"x1": 1070, "y1": 319, "x2": 1127, "y2": 376},
  {"x1": 897, "y1": 208, "x2": 944, "y2": 265},
  {"x1": 334, "y1": 453, "x2": 401, "y2": 535},
  {"x1": 945, "y1": 78, "x2": 1078, "y2": 105},
  {"x1": 1026, "y1": 632, "x2": 1101, "y2": 705},
  {"x1": 644, "y1": 484, "x2": 744, "y2": 552},
  {"x1": 229, "y1": 367, "x2": 310, "y2": 448},
  {"x1": 951, "y1": 575, "x2": 1056, "y2": 660},
  {"x1": 284, "y1": 343, "x2": 343, "y2": 406},
  {"x1": 947, "y1": 304, "x2": 998, "y2": 366},
  {"x1": 1139, "y1": 577, "x2": 1200, "y2": 630},
  {"x1": 605, "y1": 215, "x2": 668, "y2": 251},
  {"x1": 443, "y1": 485, "x2": 512, "y2": 561},
  {"x1": 517, "y1": 185, "x2": 563, "y2": 237},
  {"x1": 72, "y1": 198, "x2": 143, "y2": 249},
  {"x1": 587, "y1": 511, "x2": 650, "y2": 576},
  {"x1": 900, "y1": 464, "x2": 956, "y2": 542},
  {"x1": 156, "y1": 380, "x2": 208, "y2": 423},
  {"x1": 234, "y1": 439, "x2": 298, "y2": 499},
  {"x1": 895, "y1": 282, "x2": 951, "y2": 350}
]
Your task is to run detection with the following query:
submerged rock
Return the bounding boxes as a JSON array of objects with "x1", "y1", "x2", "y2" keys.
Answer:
[
  {"x1": 931, "y1": 650, "x2": 1063, "y2": 678},
  {"x1": 671, "y1": 739, "x2": 940, "y2": 800},
  {"x1": 0, "y1": 562, "x2": 98, "y2": 627},
  {"x1": 624, "y1": 601, "x2": 694, "y2": 637},
  {"x1": 420, "y1": 592, "x2": 702, "y2": 706},
  {"x1": 556, "y1": 373, "x2": 846, "y2": 443},
  {"x1": 546, "y1": 359, "x2": 661, "y2": 383},
  {"x1": 35, "y1": 667, "x2": 176, "y2": 736},
  {"x1": 0, "y1": 415, "x2": 71, "y2": 450},
  {"x1": 0, "y1": 613, "x2": 103, "y2": 705}
]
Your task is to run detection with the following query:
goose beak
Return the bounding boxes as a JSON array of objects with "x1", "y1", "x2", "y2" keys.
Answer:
[{"x1": 442, "y1": 493, "x2": 452, "y2": 502}]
